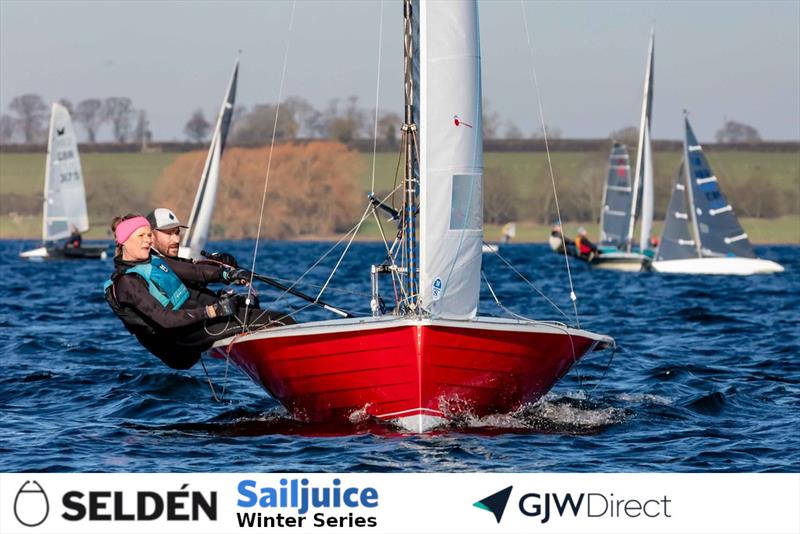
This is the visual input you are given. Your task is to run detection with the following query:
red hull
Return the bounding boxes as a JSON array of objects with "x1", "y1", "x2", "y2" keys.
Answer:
[{"x1": 213, "y1": 318, "x2": 610, "y2": 432}]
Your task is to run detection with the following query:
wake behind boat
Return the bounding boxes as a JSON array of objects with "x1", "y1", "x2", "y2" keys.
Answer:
[
  {"x1": 210, "y1": 0, "x2": 613, "y2": 433},
  {"x1": 19, "y1": 103, "x2": 108, "y2": 261},
  {"x1": 650, "y1": 115, "x2": 783, "y2": 275}
]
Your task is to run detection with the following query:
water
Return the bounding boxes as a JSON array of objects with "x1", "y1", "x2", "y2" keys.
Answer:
[{"x1": 1, "y1": 241, "x2": 798, "y2": 472}]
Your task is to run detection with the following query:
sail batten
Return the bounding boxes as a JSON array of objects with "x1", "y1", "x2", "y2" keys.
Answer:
[
  {"x1": 181, "y1": 59, "x2": 239, "y2": 259},
  {"x1": 655, "y1": 162, "x2": 697, "y2": 261},
  {"x1": 42, "y1": 103, "x2": 89, "y2": 242}
]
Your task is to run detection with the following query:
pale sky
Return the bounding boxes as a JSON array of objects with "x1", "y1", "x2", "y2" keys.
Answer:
[{"x1": 1, "y1": 0, "x2": 798, "y2": 142}]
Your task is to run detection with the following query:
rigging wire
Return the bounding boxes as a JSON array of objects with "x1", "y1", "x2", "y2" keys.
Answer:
[
  {"x1": 519, "y1": 0, "x2": 580, "y2": 328},
  {"x1": 245, "y1": 0, "x2": 297, "y2": 322}
]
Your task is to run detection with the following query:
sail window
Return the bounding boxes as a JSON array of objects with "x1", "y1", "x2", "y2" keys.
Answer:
[{"x1": 449, "y1": 174, "x2": 482, "y2": 230}]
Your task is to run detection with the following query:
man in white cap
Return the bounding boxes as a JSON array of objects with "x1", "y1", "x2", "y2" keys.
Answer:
[{"x1": 147, "y1": 208, "x2": 188, "y2": 259}]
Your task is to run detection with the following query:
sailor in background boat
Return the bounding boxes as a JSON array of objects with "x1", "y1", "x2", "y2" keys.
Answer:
[
  {"x1": 66, "y1": 225, "x2": 82, "y2": 249},
  {"x1": 104, "y1": 214, "x2": 293, "y2": 370},
  {"x1": 548, "y1": 223, "x2": 575, "y2": 255},
  {"x1": 574, "y1": 227, "x2": 599, "y2": 260}
]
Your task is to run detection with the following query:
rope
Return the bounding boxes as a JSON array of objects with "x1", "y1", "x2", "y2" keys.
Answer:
[
  {"x1": 266, "y1": 184, "x2": 403, "y2": 310},
  {"x1": 245, "y1": 0, "x2": 297, "y2": 322},
  {"x1": 520, "y1": 1, "x2": 580, "y2": 328},
  {"x1": 369, "y1": 0, "x2": 385, "y2": 195},
  {"x1": 484, "y1": 244, "x2": 571, "y2": 322}
]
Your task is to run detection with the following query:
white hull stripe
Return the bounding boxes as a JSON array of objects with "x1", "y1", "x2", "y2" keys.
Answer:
[
  {"x1": 724, "y1": 233, "x2": 748, "y2": 244},
  {"x1": 696, "y1": 176, "x2": 718, "y2": 185},
  {"x1": 709, "y1": 205, "x2": 733, "y2": 216}
]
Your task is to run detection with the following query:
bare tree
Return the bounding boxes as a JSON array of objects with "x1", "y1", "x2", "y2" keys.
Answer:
[
  {"x1": 482, "y1": 97, "x2": 501, "y2": 140},
  {"x1": 9, "y1": 93, "x2": 47, "y2": 143},
  {"x1": 184, "y1": 108, "x2": 211, "y2": 142},
  {"x1": 609, "y1": 125, "x2": 638, "y2": 146},
  {"x1": 230, "y1": 103, "x2": 301, "y2": 144},
  {"x1": 283, "y1": 96, "x2": 320, "y2": 138},
  {"x1": 102, "y1": 97, "x2": 135, "y2": 143},
  {"x1": 715, "y1": 120, "x2": 761, "y2": 143},
  {"x1": 0, "y1": 114, "x2": 16, "y2": 144},
  {"x1": 503, "y1": 120, "x2": 523, "y2": 139},
  {"x1": 533, "y1": 123, "x2": 563, "y2": 140},
  {"x1": 74, "y1": 99, "x2": 104, "y2": 143},
  {"x1": 324, "y1": 96, "x2": 367, "y2": 143},
  {"x1": 58, "y1": 98, "x2": 74, "y2": 116},
  {"x1": 377, "y1": 110, "x2": 401, "y2": 147}
]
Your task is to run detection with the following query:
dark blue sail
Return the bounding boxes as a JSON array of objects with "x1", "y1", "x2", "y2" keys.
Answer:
[
  {"x1": 684, "y1": 118, "x2": 755, "y2": 258},
  {"x1": 599, "y1": 143, "x2": 633, "y2": 248},
  {"x1": 656, "y1": 162, "x2": 696, "y2": 261}
]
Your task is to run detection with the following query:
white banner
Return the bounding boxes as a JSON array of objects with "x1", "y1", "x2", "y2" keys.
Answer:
[{"x1": 1, "y1": 473, "x2": 797, "y2": 534}]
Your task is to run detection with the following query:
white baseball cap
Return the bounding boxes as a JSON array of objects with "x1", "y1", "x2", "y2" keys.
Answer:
[{"x1": 146, "y1": 208, "x2": 189, "y2": 231}]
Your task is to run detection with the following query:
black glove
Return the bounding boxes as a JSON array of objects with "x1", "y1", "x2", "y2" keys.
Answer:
[
  {"x1": 209, "y1": 294, "x2": 237, "y2": 318},
  {"x1": 223, "y1": 267, "x2": 251, "y2": 285},
  {"x1": 207, "y1": 251, "x2": 238, "y2": 267}
]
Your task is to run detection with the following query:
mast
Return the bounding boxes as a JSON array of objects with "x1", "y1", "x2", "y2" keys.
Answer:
[
  {"x1": 626, "y1": 27, "x2": 654, "y2": 252},
  {"x1": 41, "y1": 104, "x2": 57, "y2": 242},
  {"x1": 401, "y1": 0, "x2": 418, "y2": 312},
  {"x1": 683, "y1": 112, "x2": 703, "y2": 257}
]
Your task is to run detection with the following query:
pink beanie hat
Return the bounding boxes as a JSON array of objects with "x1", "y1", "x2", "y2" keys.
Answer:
[{"x1": 115, "y1": 216, "x2": 150, "y2": 245}]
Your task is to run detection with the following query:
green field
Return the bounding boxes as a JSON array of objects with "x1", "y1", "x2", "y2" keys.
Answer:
[{"x1": 2, "y1": 149, "x2": 798, "y2": 243}]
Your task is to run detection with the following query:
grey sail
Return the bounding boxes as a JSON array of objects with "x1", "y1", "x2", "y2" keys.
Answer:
[
  {"x1": 684, "y1": 117, "x2": 755, "y2": 258},
  {"x1": 181, "y1": 59, "x2": 239, "y2": 259},
  {"x1": 599, "y1": 143, "x2": 633, "y2": 248},
  {"x1": 656, "y1": 162, "x2": 696, "y2": 261}
]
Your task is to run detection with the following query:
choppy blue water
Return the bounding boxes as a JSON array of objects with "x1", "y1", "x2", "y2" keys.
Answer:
[{"x1": 1, "y1": 240, "x2": 798, "y2": 472}]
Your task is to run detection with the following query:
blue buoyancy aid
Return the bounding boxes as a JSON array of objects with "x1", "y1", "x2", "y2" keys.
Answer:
[{"x1": 104, "y1": 256, "x2": 190, "y2": 310}]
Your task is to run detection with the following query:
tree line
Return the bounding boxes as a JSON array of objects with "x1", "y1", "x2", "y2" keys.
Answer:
[
  {"x1": 2, "y1": 90, "x2": 766, "y2": 147},
  {"x1": 0, "y1": 94, "x2": 151, "y2": 145}
]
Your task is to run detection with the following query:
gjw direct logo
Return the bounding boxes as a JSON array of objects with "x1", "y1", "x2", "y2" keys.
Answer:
[{"x1": 474, "y1": 485, "x2": 672, "y2": 524}]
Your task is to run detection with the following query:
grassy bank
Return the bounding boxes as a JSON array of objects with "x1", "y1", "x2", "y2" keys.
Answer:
[{"x1": 1, "y1": 148, "x2": 798, "y2": 242}]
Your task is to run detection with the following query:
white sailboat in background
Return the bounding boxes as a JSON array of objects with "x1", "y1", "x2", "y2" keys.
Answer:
[
  {"x1": 20, "y1": 103, "x2": 108, "y2": 261},
  {"x1": 591, "y1": 28, "x2": 655, "y2": 271},
  {"x1": 482, "y1": 222, "x2": 516, "y2": 253},
  {"x1": 651, "y1": 114, "x2": 783, "y2": 275},
  {"x1": 179, "y1": 58, "x2": 239, "y2": 260}
]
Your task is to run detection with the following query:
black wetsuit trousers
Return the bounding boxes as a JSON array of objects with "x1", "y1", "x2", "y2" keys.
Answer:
[{"x1": 138, "y1": 307, "x2": 296, "y2": 370}]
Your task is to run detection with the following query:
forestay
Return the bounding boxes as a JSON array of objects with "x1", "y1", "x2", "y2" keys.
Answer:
[
  {"x1": 181, "y1": 59, "x2": 239, "y2": 259},
  {"x1": 416, "y1": 0, "x2": 483, "y2": 319},
  {"x1": 599, "y1": 143, "x2": 633, "y2": 248},
  {"x1": 43, "y1": 103, "x2": 89, "y2": 242},
  {"x1": 655, "y1": 162, "x2": 696, "y2": 261},
  {"x1": 684, "y1": 118, "x2": 755, "y2": 258}
]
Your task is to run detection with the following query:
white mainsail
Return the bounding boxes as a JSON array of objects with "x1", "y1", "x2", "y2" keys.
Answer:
[
  {"x1": 639, "y1": 121, "x2": 654, "y2": 251},
  {"x1": 180, "y1": 58, "x2": 239, "y2": 260},
  {"x1": 43, "y1": 103, "x2": 89, "y2": 242},
  {"x1": 417, "y1": 0, "x2": 483, "y2": 319},
  {"x1": 627, "y1": 27, "x2": 654, "y2": 252}
]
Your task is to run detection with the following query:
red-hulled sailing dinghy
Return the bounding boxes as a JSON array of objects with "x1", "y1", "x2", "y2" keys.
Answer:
[{"x1": 211, "y1": 0, "x2": 613, "y2": 433}]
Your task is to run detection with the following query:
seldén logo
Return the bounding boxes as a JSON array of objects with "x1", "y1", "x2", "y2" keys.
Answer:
[{"x1": 473, "y1": 486, "x2": 513, "y2": 523}]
